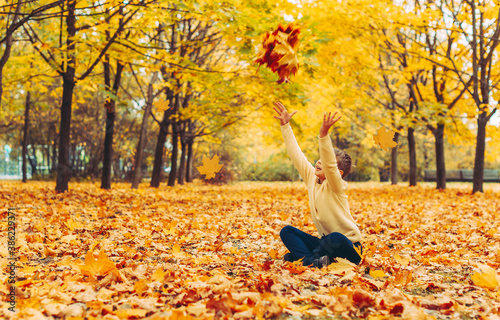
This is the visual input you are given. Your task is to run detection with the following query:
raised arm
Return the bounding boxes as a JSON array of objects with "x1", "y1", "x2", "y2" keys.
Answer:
[
  {"x1": 274, "y1": 102, "x2": 314, "y2": 183},
  {"x1": 318, "y1": 112, "x2": 345, "y2": 193}
]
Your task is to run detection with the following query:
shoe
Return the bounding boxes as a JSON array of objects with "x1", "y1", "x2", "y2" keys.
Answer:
[
  {"x1": 283, "y1": 253, "x2": 293, "y2": 262},
  {"x1": 313, "y1": 255, "x2": 330, "y2": 268}
]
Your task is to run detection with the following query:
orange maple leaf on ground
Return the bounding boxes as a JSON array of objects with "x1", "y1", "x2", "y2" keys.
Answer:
[
  {"x1": 255, "y1": 23, "x2": 300, "y2": 84},
  {"x1": 471, "y1": 263, "x2": 499, "y2": 290},
  {"x1": 196, "y1": 155, "x2": 223, "y2": 179},
  {"x1": 373, "y1": 126, "x2": 398, "y2": 151},
  {"x1": 79, "y1": 248, "x2": 117, "y2": 281}
]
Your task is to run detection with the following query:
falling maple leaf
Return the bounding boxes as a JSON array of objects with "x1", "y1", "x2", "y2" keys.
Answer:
[
  {"x1": 156, "y1": 97, "x2": 170, "y2": 112},
  {"x1": 255, "y1": 23, "x2": 300, "y2": 84},
  {"x1": 373, "y1": 126, "x2": 398, "y2": 151},
  {"x1": 196, "y1": 154, "x2": 223, "y2": 179}
]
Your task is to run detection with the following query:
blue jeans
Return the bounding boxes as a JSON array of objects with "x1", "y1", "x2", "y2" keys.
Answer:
[{"x1": 280, "y1": 225, "x2": 362, "y2": 266}]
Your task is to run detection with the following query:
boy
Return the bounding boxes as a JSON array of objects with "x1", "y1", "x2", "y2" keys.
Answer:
[{"x1": 273, "y1": 102, "x2": 362, "y2": 268}]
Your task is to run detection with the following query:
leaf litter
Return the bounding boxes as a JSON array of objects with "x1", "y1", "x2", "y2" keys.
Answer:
[{"x1": 1, "y1": 181, "x2": 499, "y2": 319}]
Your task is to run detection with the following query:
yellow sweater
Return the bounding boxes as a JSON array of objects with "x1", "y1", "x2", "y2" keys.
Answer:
[{"x1": 281, "y1": 123, "x2": 362, "y2": 242}]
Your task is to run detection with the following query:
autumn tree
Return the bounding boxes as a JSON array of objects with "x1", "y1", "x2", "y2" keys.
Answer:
[
  {"x1": 440, "y1": 0, "x2": 500, "y2": 193},
  {"x1": 412, "y1": 0, "x2": 472, "y2": 190},
  {"x1": 146, "y1": 10, "x2": 256, "y2": 187},
  {"x1": 101, "y1": 56, "x2": 125, "y2": 189},
  {"x1": 0, "y1": 0, "x2": 64, "y2": 107},
  {"x1": 22, "y1": 0, "x2": 143, "y2": 192},
  {"x1": 293, "y1": 0, "x2": 413, "y2": 184},
  {"x1": 385, "y1": 0, "x2": 500, "y2": 191},
  {"x1": 129, "y1": 69, "x2": 161, "y2": 189}
]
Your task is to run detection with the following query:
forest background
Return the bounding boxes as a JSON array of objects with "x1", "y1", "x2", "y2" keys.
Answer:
[{"x1": 0, "y1": 0, "x2": 499, "y2": 193}]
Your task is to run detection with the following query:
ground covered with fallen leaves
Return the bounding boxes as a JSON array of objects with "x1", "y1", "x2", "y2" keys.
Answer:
[{"x1": 1, "y1": 181, "x2": 500, "y2": 319}]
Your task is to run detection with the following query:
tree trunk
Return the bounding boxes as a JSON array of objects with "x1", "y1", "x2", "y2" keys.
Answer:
[
  {"x1": 178, "y1": 139, "x2": 186, "y2": 185},
  {"x1": 433, "y1": 123, "x2": 446, "y2": 190},
  {"x1": 408, "y1": 127, "x2": 417, "y2": 187},
  {"x1": 55, "y1": 0, "x2": 77, "y2": 192},
  {"x1": 151, "y1": 84, "x2": 175, "y2": 188},
  {"x1": 101, "y1": 60, "x2": 124, "y2": 189},
  {"x1": 70, "y1": 144, "x2": 75, "y2": 173},
  {"x1": 150, "y1": 122, "x2": 169, "y2": 188},
  {"x1": 390, "y1": 131, "x2": 399, "y2": 185},
  {"x1": 178, "y1": 123, "x2": 187, "y2": 185},
  {"x1": 91, "y1": 149, "x2": 100, "y2": 179},
  {"x1": 186, "y1": 138, "x2": 194, "y2": 182},
  {"x1": 472, "y1": 113, "x2": 487, "y2": 193},
  {"x1": 168, "y1": 122, "x2": 179, "y2": 187},
  {"x1": 46, "y1": 144, "x2": 50, "y2": 175},
  {"x1": 42, "y1": 146, "x2": 47, "y2": 177},
  {"x1": 101, "y1": 103, "x2": 115, "y2": 189},
  {"x1": 55, "y1": 74, "x2": 76, "y2": 191},
  {"x1": 22, "y1": 91, "x2": 30, "y2": 182},
  {"x1": 28, "y1": 140, "x2": 37, "y2": 176},
  {"x1": 51, "y1": 138, "x2": 57, "y2": 173},
  {"x1": 131, "y1": 82, "x2": 155, "y2": 189},
  {"x1": 74, "y1": 145, "x2": 79, "y2": 177}
]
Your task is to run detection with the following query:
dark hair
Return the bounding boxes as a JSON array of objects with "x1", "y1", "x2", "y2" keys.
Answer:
[{"x1": 334, "y1": 148, "x2": 352, "y2": 178}]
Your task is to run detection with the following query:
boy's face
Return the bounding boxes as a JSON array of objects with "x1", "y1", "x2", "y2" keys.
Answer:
[
  {"x1": 315, "y1": 160, "x2": 326, "y2": 180},
  {"x1": 314, "y1": 160, "x2": 344, "y2": 180}
]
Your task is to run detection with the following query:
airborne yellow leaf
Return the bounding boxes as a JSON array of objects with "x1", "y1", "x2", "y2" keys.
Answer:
[
  {"x1": 155, "y1": 97, "x2": 170, "y2": 112},
  {"x1": 273, "y1": 43, "x2": 292, "y2": 55},
  {"x1": 278, "y1": 52, "x2": 298, "y2": 68},
  {"x1": 373, "y1": 127, "x2": 398, "y2": 151},
  {"x1": 254, "y1": 22, "x2": 300, "y2": 83},
  {"x1": 196, "y1": 155, "x2": 223, "y2": 180},
  {"x1": 471, "y1": 263, "x2": 499, "y2": 290}
]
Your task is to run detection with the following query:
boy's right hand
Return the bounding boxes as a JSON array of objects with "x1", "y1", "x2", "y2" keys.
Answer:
[{"x1": 273, "y1": 102, "x2": 297, "y2": 126}]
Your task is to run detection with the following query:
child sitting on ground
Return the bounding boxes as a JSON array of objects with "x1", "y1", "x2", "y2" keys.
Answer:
[{"x1": 273, "y1": 102, "x2": 363, "y2": 268}]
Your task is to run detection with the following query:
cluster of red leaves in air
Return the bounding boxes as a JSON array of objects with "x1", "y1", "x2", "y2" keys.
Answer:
[
  {"x1": 1, "y1": 181, "x2": 499, "y2": 319},
  {"x1": 255, "y1": 23, "x2": 300, "y2": 84}
]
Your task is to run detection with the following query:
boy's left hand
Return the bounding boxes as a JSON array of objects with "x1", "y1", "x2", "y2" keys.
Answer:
[{"x1": 319, "y1": 112, "x2": 341, "y2": 138}]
